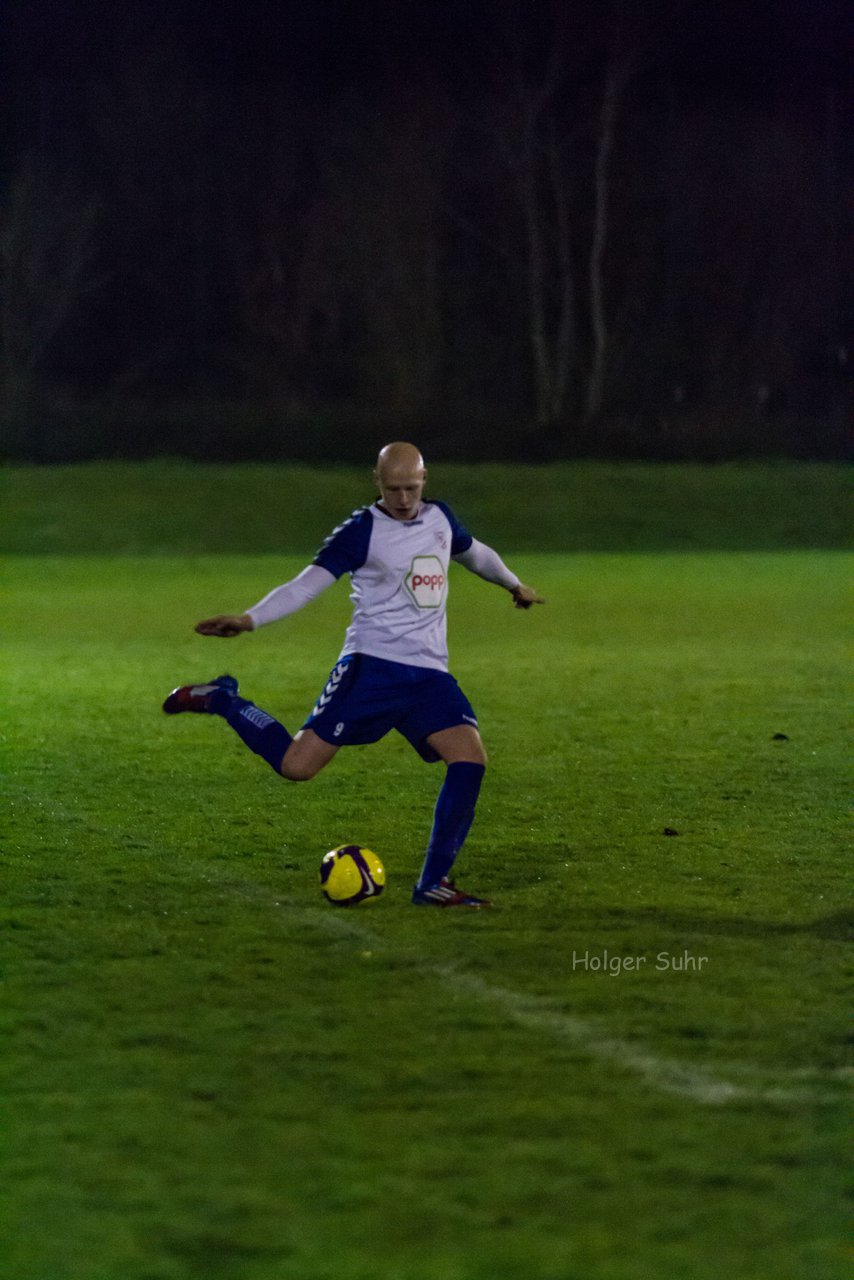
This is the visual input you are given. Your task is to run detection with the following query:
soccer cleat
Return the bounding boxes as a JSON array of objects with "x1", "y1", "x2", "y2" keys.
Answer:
[
  {"x1": 411, "y1": 877, "x2": 492, "y2": 908},
  {"x1": 162, "y1": 673, "x2": 238, "y2": 715}
]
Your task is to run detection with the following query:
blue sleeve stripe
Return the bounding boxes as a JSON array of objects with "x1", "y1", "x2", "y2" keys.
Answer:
[
  {"x1": 313, "y1": 507, "x2": 372, "y2": 578},
  {"x1": 432, "y1": 500, "x2": 473, "y2": 557}
]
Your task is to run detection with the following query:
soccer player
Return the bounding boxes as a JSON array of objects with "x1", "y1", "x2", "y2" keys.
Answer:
[{"x1": 163, "y1": 442, "x2": 544, "y2": 906}]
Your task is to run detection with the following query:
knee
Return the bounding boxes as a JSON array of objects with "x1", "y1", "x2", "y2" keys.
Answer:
[
  {"x1": 464, "y1": 740, "x2": 488, "y2": 768},
  {"x1": 279, "y1": 761, "x2": 317, "y2": 782},
  {"x1": 279, "y1": 733, "x2": 336, "y2": 781},
  {"x1": 451, "y1": 748, "x2": 487, "y2": 769}
]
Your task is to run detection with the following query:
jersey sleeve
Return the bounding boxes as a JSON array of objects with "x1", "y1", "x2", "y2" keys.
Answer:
[
  {"x1": 246, "y1": 564, "x2": 336, "y2": 628},
  {"x1": 452, "y1": 538, "x2": 520, "y2": 590},
  {"x1": 313, "y1": 507, "x2": 373, "y2": 578},
  {"x1": 432, "y1": 500, "x2": 474, "y2": 556}
]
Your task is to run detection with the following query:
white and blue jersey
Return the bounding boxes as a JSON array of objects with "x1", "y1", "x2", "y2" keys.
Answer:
[
  {"x1": 313, "y1": 500, "x2": 473, "y2": 674},
  {"x1": 244, "y1": 496, "x2": 520, "y2": 758}
]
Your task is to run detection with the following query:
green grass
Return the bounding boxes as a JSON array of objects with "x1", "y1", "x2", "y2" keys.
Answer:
[
  {"x1": 3, "y1": 532, "x2": 850, "y2": 1278},
  {"x1": 1, "y1": 460, "x2": 850, "y2": 553}
]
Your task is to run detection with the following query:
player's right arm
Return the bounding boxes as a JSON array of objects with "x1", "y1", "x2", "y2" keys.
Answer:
[
  {"x1": 195, "y1": 509, "x2": 371, "y2": 638},
  {"x1": 195, "y1": 564, "x2": 336, "y2": 637},
  {"x1": 195, "y1": 613, "x2": 254, "y2": 636}
]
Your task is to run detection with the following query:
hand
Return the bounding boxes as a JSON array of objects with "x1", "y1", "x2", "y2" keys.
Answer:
[
  {"x1": 195, "y1": 614, "x2": 254, "y2": 637},
  {"x1": 511, "y1": 583, "x2": 545, "y2": 609}
]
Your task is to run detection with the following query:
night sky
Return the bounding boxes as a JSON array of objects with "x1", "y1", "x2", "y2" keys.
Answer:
[
  {"x1": 6, "y1": 0, "x2": 849, "y2": 116},
  {"x1": 2, "y1": 0, "x2": 849, "y2": 461}
]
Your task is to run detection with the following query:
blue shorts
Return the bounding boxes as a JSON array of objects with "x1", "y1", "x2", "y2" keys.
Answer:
[{"x1": 302, "y1": 654, "x2": 478, "y2": 763}]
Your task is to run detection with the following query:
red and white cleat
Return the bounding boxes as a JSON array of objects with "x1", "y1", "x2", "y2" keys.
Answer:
[
  {"x1": 162, "y1": 674, "x2": 238, "y2": 714},
  {"x1": 411, "y1": 877, "x2": 492, "y2": 908}
]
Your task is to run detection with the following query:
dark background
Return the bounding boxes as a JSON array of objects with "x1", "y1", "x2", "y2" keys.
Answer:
[{"x1": 2, "y1": 0, "x2": 850, "y2": 461}]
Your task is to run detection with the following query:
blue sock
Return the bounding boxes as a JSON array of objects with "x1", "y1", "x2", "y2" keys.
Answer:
[
  {"x1": 417, "y1": 762, "x2": 485, "y2": 889},
  {"x1": 212, "y1": 691, "x2": 292, "y2": 774}
]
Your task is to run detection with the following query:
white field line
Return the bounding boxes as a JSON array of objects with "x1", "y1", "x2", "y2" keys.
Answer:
[
  {"x1": 304, "y1": 910, "x2": 844, "y2": 1108},
  {"x1": 435, "y1": 970, "x2": 790, "y2": 1105},
  {"x1": 7, "y1": 788, "x2": 844, "y2": 1108}
]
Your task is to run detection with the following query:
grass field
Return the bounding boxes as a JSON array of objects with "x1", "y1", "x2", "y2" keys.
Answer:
[{"x1": 2, "y1": 463, "x2": 851, "y2": 1280}]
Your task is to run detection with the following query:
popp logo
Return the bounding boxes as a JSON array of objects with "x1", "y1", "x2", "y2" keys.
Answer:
[{"x1": 404, "y1": 556, "x2": 447, "y2": 609}]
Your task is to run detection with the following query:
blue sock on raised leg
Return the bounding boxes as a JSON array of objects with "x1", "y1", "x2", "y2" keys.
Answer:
[
  {"x1": 211, "y1": 689, "x2": 292, "y2": 774},
  {"x1": 417, "y1": 762, "x2": 485, "y2": 889}
]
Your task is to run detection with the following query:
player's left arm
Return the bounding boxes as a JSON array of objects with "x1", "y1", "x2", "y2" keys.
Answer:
[{"x1": 453, "y1": 539, "x2": 545, "y2": 609}]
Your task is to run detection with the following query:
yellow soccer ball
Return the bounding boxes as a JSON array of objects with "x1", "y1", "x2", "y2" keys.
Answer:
[{"x1": 320, "y1": 845, "x2": 385, "y2": 906}]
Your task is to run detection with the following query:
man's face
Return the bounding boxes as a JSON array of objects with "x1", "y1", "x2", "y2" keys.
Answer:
[{"x1": 375, "y1": 461, "x2": 427, "y2": 521}]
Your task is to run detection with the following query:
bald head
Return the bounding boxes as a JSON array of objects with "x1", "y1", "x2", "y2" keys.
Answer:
[
  {"x1": 375, "y1": 441, "x2": 425, "y2": 482},
  {"x1": 374, "y1": 441, "x2": 427, "y2": 521}
]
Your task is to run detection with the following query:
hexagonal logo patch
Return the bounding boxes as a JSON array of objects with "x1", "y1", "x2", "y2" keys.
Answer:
[{"x1": 404, "y1": 555, "x2": 446, "y2": 609}]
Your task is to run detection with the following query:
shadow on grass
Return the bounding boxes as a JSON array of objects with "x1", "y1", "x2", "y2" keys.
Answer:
[{"x1": 572, "y1": 907, "x2": 853, "y2": 943}]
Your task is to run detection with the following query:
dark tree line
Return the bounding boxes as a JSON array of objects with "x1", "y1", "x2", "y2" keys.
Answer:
[{"x1": 1, "y1": 2, "x2": 849, "y2": 461}]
